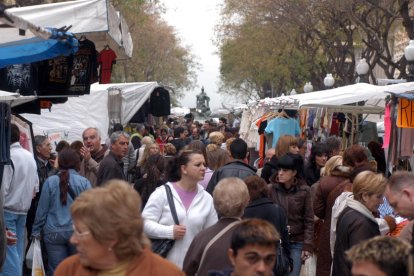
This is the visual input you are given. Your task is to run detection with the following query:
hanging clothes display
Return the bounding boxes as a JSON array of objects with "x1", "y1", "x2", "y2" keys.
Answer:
[
  {"x1": 149, "y1": 87, "x2": 170, "y2": 117},
  {"x1": 98, "y1": 46, "x2": 117, "y2": 84},
  {"x1": 0, "y1": 63, "x2": 41, "y2": 114},
  {"x1": 0, "y1": 102, "x2": 11, "y2": 164},
  {"x1": 68, "y1": 37, "x2": 98, "y2": 95},
  {"x1": 37, "y1": 55, "x2": 73, "y2": 99},
  {"x1": 265, "y1": 115, "x2": 301, "y2": 148}
]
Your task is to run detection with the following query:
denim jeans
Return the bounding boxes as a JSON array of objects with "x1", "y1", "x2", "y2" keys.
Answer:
[
  {"x1": 0, "y1": 211, "x2": 27, "y2": 276},
  {"x1": 288, "y1": 241, "x2": 304, "y2": 276},
  {"x1": 43, "y1": 231, "x2": 76, "y2": 275}
]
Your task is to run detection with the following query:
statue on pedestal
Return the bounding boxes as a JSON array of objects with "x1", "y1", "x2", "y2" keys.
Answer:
[{"x1": 196, "y1": 86, "x2": 211, "y2": 116}]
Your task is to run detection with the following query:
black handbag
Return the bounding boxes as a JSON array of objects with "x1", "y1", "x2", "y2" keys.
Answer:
[
  {"x1": 274, "y1": 239, "x2": 292, "y2": 276},
  {"x1": 150, "y1": 185, "x2": 179, "y2": 258}
]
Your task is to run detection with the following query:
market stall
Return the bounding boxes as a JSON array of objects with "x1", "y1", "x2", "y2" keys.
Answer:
[{"x1": 21, "y1": 82, "x2": 162, "y2": 144}]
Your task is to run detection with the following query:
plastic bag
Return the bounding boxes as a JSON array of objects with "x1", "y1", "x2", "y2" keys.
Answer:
[
  {"x1": 25, "y1": 240, "x2": 34, "y2": 269},
  {"x1": 31, "y1": 239, "x2": 45, "y2": 276}
]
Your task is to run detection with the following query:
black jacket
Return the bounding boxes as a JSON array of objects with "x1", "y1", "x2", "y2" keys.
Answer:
[
  {"x1": 206, "y1": 160, "x2": 256, "y2": 194},
  {"x1": 244, "y1": 198, "x2": 291, "y2": 259},
  {"x1": 332, "y1": 207, "x2": 380, "y2": 276},
  {"x1": 261, "y1": 156, "x2": 278, "y2": 183},
  {"x1": 96, "y1": 151, "x2": 126, "y2": 186}
]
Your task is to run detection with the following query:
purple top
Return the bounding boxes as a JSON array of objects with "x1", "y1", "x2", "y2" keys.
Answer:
[
  {"x1": 173, "y1": 182, "x2": 198, "y2": 210},
  {"x1": 198, "y1": 168, "x2": 214, "y2": 189}
]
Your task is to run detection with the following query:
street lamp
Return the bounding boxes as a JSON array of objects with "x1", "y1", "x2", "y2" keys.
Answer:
[
  {"x1": 404, "y1": 40, "x2": 414, "y2": 81},
  {"x1": 356, "y1": 58, "x2": 369, "y2": 83},
  {"x1": 303, "y1": 82, "x2": 313, "y2": 93},
  {"x1": 324, "y1": 73, "x2": 335, "y2": 89}
]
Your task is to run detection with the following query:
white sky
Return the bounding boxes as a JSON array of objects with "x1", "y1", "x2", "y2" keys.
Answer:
[{"x1": 161, "y1": 0, "x2": 224, "y2": 110}]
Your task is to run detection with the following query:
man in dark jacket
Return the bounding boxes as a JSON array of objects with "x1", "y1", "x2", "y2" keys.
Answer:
[
  {"x1": 206, "y1": 138, "x2": 256, "y2": 194},
  {"x1": 96, "y1": 131, "x2": 129, "y2": 186}
]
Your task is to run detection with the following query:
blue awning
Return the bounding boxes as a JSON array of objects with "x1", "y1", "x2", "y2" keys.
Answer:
[{"x1": 0, "y1": 34, "x2": 78, "y2": 69}]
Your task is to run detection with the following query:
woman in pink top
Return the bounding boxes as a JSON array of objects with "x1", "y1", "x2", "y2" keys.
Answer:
[{"x1": 142, "y1": 149, "x2": 218, "y2": 268}]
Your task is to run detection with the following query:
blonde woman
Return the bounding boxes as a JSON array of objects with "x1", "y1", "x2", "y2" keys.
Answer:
[{"x1": 332, "y1": 171, "x2": 386, "y2": 275}]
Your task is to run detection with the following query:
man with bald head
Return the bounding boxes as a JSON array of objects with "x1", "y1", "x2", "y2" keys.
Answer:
[{"x1": 79, "y1": 127, "x2": 108, "y2": 187}]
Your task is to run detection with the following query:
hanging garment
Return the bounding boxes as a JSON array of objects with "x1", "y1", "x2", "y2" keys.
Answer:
[
  {"x1": 383, "y1": 103, "x2": 391, "y2": 149},
  {"x1": 265, "y1": 117, "x2": 300, "y2": 148},
  {"x1": 150, "y1": 87, "x2": 171, "y2": 117},
  {"x1": 68, "y1": 38, "x2": 98, "y2": 95},
  {"x1": 37, "y1": 55, "x2": 73, "y2": 99},
  {"x1": 0, "y1": 102, "x2": 11, "y2": 164},
  {"x1": 0, "y1": 63, "x2": 38, "y2": 96},
  {"x1": 0, "y1": 64, "x2": 41, "y2": 114},
  {"x1": 400, "y1": 128, "x2": 414, "y2": 157},
  {"x1": 98, "y1": 48, "x2": 116, "y2": 84}
]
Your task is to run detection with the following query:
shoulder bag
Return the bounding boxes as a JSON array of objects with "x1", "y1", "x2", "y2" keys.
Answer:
[
  {"x1": 196, "y1": 220, "x2": 240, "y2": 275},
  {"x1": 274, "y1": 239, "x2": 292, "y2": 276},
  {"x1": 151, "y1": 185, "x2": 179, "y2": 258}
]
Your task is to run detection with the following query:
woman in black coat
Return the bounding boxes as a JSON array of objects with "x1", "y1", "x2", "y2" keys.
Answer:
[
  {"x1": 243, "y1": 175, "x2": 291, "y2": 275},
  {"x1": 331, "y1": 171, "x2": 386, "y2": 276}
]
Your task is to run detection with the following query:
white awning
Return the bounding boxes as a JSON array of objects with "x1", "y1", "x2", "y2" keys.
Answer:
[{"x1": 0, "y1": 0, "x2": 133, "y2": 58}]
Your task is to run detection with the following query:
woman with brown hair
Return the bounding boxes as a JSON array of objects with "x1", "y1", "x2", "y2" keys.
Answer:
[
  {"x1": 261, "y1": 135, "x2": 299, "y2": 183},
  {"x1": 31, "y1": 148, "x2": 92, "y2": 274},
  {"x1": 55, "y1": 180, "x2": 184, "y2": 276},
  {"x1": 269, "y1": 154, "x2": 313, "y2": 276},
  {"x1": 142, "y1": 149, "x2": 217, "y2": 268},
  {"x1": 243, "y1": 175, "x2": 291, "y2": 275},
  {"x1": 134, "y1": 154, "x2": 167, "y2": 208}
]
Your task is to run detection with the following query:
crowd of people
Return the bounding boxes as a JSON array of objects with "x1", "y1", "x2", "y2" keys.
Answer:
[{"x1": 0, "y1": 115, "x2": 413, "y2": 276}]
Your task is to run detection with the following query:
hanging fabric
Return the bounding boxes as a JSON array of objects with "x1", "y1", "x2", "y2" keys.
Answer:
[
  {"x1": 0, "y1": 102, "x2": 11, "y2": 164},
  {"x1": 98, "y1": 46, "x2": 117, "y2": 84}
]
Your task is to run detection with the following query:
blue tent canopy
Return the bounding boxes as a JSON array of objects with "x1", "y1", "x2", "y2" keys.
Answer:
[{"x1": 0, "y1": 34, "x2": 78, "y2": 69}]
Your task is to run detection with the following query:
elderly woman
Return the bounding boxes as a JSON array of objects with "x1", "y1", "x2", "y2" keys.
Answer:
[
  {"x1": 142, "y1": 149, "x2": 218, "y2": 268},
  {"x1": 209, "y1": 131, "x2": 225, "y2": 147},
  {"x1": 331, "y1": 171, "x2": 386, "y2": 275},
  {"x1": 54, "y1": 180, "x2": 184, "y2": 275},
  {"x1": 243, "y1": 175, "x2": 291, "y2": 275},
  {"x1": 183, "y1": 177, "x2": 249, "y2": 276},
  {"x1": 269, "y1": 154, "x2": 314, "y2": 276},
  {"x1": 313, "y1": 156, "x2": 350, "y2": 276},
  {"x1": 32, "y1": 148, "x2": 91, "y2": 274}
]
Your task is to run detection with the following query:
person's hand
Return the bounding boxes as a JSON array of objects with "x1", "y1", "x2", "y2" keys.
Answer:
[
  {"x1": 301, "y1": 250, "x2": 311, "y2": 262},
  {"x1": 6, "y1": 229, "x2": 17, "y2": 245},
  {"x1": 80, "y1": 146, "x2": 91, "y2": 162},
  {"x1": 173, "y1": 225, "x2": 186, "y2": 240}
]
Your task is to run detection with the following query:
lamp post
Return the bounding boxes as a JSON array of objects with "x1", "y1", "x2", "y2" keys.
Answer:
[
  {"x1": 324, "y1": 73, "x2": 335, "y2": 89},
  {"x1": 404, "y1": 40, "x2": 414, "y2": 82},
  {"x1": 303, "y1": 82, "x2": 313, "y2": 93},
  {"x1": 356, "y1": 58, "x2": 369, "y2": 83}
]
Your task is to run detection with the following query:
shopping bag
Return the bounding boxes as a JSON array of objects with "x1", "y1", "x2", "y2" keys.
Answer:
[
  {"x1": 25, "y1": 240, "x2": 35, "y2": 269},
  {"x1": 32, "y1": 239, "x2": 45, "y2": 276}
]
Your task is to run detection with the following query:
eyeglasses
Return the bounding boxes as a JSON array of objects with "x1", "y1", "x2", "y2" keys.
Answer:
[{"x1": 72, "y1": 224, "x2": 91, "y2": 239}]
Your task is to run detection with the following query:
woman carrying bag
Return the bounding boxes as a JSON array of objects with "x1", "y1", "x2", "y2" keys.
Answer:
[
  {"x1": 31, "y1": 148, "x2": 91, "y2": 274},
  {"x1": 142, "y1": 148, "x2": 218, "y2": 268}
]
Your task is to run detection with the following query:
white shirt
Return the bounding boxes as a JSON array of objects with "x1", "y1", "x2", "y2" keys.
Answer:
[
  {"x1": 2, "y1": 142, "x2": 39, "y2": 214},
  {"x1": 142, "y1": 182, "x2": 218, "y2": 268}
]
